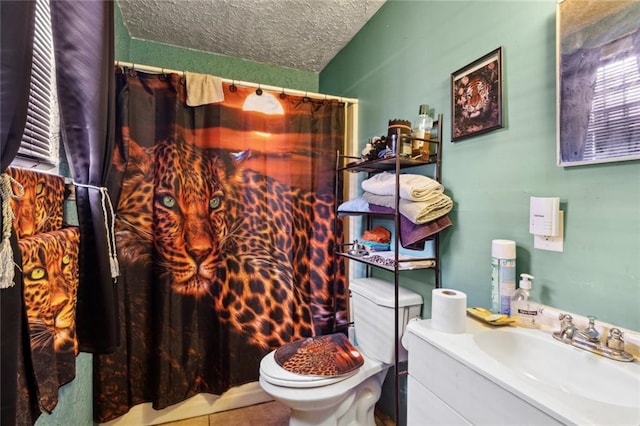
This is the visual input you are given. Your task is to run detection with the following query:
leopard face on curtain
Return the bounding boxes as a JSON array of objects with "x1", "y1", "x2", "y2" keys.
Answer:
[{"x1": 94, "y1": 70, "x2": 347, "y2": 422}]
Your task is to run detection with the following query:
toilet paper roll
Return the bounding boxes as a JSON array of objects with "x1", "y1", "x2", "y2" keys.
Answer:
[{"x1": 431, "y1": 288, "x2": 467, "y2": 334}]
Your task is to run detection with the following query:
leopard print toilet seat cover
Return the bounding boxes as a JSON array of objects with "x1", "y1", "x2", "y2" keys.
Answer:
[{"x1": 274, "y1": 333, "x2": 364, "y2": 377}]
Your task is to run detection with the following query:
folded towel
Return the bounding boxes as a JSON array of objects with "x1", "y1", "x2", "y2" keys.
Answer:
[
  {"x1": 185, "y1": 71, "x2": 224, "y2": 106},
  {"x1": 362, "y1": 192, "x2": 396, "y2": 209},
  {"x1": 337, "y1": 198, "x2": 370, "y2": 214},
  {"x1": 362, "y1": 225, "x2": 391, "y2": 243},
  {"x1": 364, "y1": 251, "x2": 437, "y2": 270},
  {"x1": 368, "y1": 204, "x2": 452, "y2": 249},
  {"x1": 363, "y1": 192, "x2": 453, "y2": 224},
  {"x1": 361, "y1": 172, "x2": 443, "y2": 202},
  {"x1": 399, "y1": 194, "x2": 453, "y2": 224},
  {"x1": 360, "y1": 240, "x2": 390, "y2": 251}
]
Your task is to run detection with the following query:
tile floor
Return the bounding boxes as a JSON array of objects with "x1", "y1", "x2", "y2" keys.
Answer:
[
  {"x1": 159, "y1": 401, "x2": 395, "y2": 426},
  {"x1": 159, "y1": 401, "x2": 288, "y2": 426}
]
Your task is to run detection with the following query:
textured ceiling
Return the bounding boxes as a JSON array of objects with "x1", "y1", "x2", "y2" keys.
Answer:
[{"x1": 118, "y1": 0, "x2": 385, "y2": 72}]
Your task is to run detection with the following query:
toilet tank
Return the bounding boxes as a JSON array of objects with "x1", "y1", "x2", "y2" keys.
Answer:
[{"x1": 350, "y1": 277, "x2": 423, "y2": 364}]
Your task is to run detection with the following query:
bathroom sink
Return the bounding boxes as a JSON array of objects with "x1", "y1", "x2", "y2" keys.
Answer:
[
  {"x1": 473, "y1": 327, "x2": 640, "y2": 408},
  {"x1": 405, "y1": 318, "x2": 640, "y2": 425}
]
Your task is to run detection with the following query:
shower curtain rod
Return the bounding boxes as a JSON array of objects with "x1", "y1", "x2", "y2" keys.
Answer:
[{"x1": 114, "y1": 61, "x2": 358, "y2": 104}]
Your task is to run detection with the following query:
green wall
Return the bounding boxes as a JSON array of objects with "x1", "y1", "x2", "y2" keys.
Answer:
[
  {"x1": 114, "y1": 0, "x2": 130, "y2": 62},
  {"x1": 114, "y1": 2, "x2": 318, "y2": 92},
  {"x1": 321, "y1": 0, "x2": 640, "y2": 331},
  {"x1": 126, "y1": 40, "x2": 319, "y2": 92}
]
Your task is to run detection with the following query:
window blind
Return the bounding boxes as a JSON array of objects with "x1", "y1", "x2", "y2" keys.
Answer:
[
  {"x1": 584, "y1": 43, "x2": 640, "y2": 162},
  {"x1": 18, "y1": 0, "x2": 58, "y2": 165}
]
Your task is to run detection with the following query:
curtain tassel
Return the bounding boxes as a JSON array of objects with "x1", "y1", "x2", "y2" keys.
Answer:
[
  {"x1": 74, "y1": 183, "x2": 120, "y2": 280},
  {"x1": 110, "y1": 254, "x2": 120, "y2": 278},
  {"x1": 0, "y1": 173, "x2": 24, "y2": 289}
]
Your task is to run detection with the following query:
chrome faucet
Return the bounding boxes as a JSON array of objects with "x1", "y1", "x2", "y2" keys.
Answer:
[
  {"x1": 556, "y1": 313, "x2": 579, "y2": 341},
  {"x1": 578, "y1": 316, "x2": 600, "y2": 342},
  {"x1": 607, "y1": 328, "x2": 626, "y2": 352},
  {"x1": 552, "y1": 314, "x2": 635, "y2": 362}
]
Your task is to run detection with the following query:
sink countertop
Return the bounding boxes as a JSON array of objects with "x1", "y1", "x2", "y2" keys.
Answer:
[{"x1": 405, "y1": 317, "x2": 640, "y2": 426}]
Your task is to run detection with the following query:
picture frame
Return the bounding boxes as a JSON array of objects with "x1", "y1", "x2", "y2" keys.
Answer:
[{"x1": 451, "y1": 47, "x2": 503, "y2": 142}]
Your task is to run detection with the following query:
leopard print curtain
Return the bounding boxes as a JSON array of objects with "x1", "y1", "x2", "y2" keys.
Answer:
[{"x1": 94, "y1": 70, "x2": 347, "y2": 422}]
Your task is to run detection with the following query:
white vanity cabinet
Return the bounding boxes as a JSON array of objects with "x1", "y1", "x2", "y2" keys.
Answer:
[
  {"x1": 407, "y1": 376, "x2": 471, "y2": 425},
  {"x1": 405, "y1": 321, "x2": 562, "y2": 426}
]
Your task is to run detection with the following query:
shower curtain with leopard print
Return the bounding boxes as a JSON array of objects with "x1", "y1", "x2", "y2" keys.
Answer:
[{"x1": 93, "y1": 69, "x2": 347, "y2": 422}]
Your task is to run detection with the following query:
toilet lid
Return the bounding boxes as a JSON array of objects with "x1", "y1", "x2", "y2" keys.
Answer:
[
  {"x1": 260, "y1": 351, "x2": 358, "y2": 388},
  {"x1": 274, "y1": 333, "x2": 364, "y2": 377}
]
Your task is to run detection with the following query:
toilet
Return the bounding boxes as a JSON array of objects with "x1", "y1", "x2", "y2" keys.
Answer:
[{"x1": 259, "y1": 277, "x2": 423, "y2": 426}]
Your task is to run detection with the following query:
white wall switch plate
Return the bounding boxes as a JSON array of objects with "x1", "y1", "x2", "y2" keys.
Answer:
[{"x1": 534, "y1": 210, "x2": 564, "y2": 252}]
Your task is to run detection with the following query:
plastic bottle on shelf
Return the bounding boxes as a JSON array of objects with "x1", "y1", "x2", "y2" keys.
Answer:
[
  {"x1": 411, "y1": 104, "x2": 433, "y2": 158},
  {"x1": 510, "y1": 274, "x2": 540, "y2": 328}
]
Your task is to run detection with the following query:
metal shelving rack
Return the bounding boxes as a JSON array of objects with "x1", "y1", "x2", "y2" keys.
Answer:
[{"x1": 334, "y1": 114, "x2": 443, "y2": 425}]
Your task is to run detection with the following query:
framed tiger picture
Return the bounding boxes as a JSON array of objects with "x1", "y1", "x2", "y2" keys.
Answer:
[{"x1": 451, "y1": 47, "x2": 503, "y2": 141}]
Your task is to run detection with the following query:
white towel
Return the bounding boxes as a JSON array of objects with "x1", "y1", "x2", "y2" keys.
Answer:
[
  {"x1": 361, "y1": 172, "x2": 443, "y2": 201},
  {"x1": 362, "y1": 192, "x2": 395, "y2": 209},
  {"x1": 337, "y1": 198, "x2": 370, "y2": 214},
  {"x1": 363, "y1": 191, "x2": 453, "y2": 224},
  {"x1": 185, "y1": 72, "x2": 224, "y2": 106}
]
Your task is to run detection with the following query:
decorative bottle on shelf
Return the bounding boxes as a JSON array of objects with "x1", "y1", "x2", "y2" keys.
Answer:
[
  {"x1": 387, "y1": 119, "x2": 412, "y2": 156},
  {"x1": 361, "y1": 142, "x2": 373, "y2": 159},
  {"x1": 411, "y1": 104, "x2": 433, "y2": 158}
]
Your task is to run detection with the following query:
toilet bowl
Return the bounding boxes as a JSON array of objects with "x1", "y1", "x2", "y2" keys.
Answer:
[
  {"x1": 259, "y1": 277, "x2": 423, "y2": 426},
  {"x1": 260, "y1": 350, "x2": 386, "y2": 425}
]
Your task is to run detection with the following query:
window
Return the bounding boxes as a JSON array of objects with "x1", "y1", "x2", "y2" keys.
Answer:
[
  {"x1": 557, "y1": 0, "x2": 640, "y2": 166},
  {"x1": 584, "y1": 36, "x2": 640, "y2": 162},
  {"x1": 14, "y1": 0, "x2": 59, "y2": 168}
]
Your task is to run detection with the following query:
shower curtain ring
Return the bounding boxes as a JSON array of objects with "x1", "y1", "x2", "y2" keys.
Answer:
[
  {"x1": 230, "y1": 81, "x2": 237, "y2": 92},
  {"x1": 280, "y1": 88, "x2": 287, "y2": 100},
  {"x1": 256, "y1": 84, "x2": 263, "y2": 96}
]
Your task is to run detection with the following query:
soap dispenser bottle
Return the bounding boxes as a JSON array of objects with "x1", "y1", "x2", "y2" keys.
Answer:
[{"x1": 510, "y1": 273, "x2": 540, "y2": 328}]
